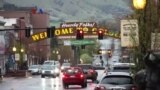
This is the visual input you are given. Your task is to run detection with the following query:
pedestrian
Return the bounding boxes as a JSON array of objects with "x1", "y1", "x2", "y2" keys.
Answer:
[
  {"x1": 5, "y1": 62, "x2": 9, "y2": 73},
  {"x1": 100, "y1": 59, "x2": 104, "y2": 66}
]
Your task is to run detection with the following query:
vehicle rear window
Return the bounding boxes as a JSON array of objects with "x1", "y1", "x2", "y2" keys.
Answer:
[
  {"x1": 77, "y1": 65, "x2": 92, "y2": 69},
  {"x1": 113, "y1": 67, "x2": 131, "y2": 72},
  {"x1": 101, "y1": 76, "x2": 133, "y2": 85},
  {"x1": 62, "y1": 63, "x2": 71, "y2": 66},
  {"x1": 65, "y1": 68, "x2": 82, "y2": 74}
]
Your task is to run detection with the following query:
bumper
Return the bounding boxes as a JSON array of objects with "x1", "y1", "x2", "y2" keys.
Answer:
[
  {"x1": 41, "y1": 72, "x2": 59, "y2": 76},
  {"x1": 62, "y1": 78, "x2": 85, "y2": 85}
]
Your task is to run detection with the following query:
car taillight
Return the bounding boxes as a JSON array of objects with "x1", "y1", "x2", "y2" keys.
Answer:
[
  {"x1": 80, "y1": 74, "x2": 84, "y2": 78},
  {"x1": 131, "y1": 86, "x2": 138, "y2": 90},
  {"x1": 89, "y1": 69, "x2": 94, "y2": 73},
  {"x1": 62, "y1": 73, "x2": 68, "y2": 78},
  {"x1": 94, "y1": 86, "x2": 107, "y2": 90}
]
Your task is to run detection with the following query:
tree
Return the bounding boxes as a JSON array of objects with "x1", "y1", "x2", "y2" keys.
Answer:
[
  {"x1": 131, "y1": 0, "x2": 160, "y2": 71},
  {"x1": 80, "y1": 53, "x2": 92, "y2": 64}
]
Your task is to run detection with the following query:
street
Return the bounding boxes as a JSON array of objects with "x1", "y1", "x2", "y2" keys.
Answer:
[{"x1": 0, "y1": 70, "x2": 105, "y2": 90}]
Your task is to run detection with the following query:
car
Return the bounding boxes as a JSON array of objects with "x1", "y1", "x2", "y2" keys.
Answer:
[
  {"x1": 94, "y1": 72, "x2": 137, "y2": 90},
  {"x1": 43, "y1": 60, "x2": 61, "y2": 69},
  {"x1": 109, "y1": 63, "x2": 135, "y2": 73},
  {"x1": 77, "y1": 64, "x2": 98, "y2": 82},
  {"x1": 41, "y1": 65, "x2": 60, "y2": 78},
  {"x1": 28, "y1": 65, "x2": 41, "y2": 75},
  {"x1": 43, "y1": 60, "x2": 55, "y2": 66},
  {"x1": 62, "y1": 67, "x2": 87, "y2": 89},
  {"x1": 61, "y1": 62, "x2": 71, "y2": 72}
]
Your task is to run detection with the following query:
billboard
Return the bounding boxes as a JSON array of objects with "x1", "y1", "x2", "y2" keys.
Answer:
[
  {"x1": 120, "y1": 19, "x2": 139, "y2": 47},
  {"x1": 151, "y1": 33, "x2": 160, "y2": 51}
]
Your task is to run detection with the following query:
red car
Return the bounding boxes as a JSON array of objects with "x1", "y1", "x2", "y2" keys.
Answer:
[
  {"x1": 62, "y1": 67, "x2": 87, "y2": 89},
  {"x1": 77, "y1": 64, "x2": 98, "y2": 82}
]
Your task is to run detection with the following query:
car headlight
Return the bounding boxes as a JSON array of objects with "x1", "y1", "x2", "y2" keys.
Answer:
[
  {"x1": 42, "y1": 70, "x2": 45, "y2": 73},
  {"x1": 61, "y1": 67, "x2": 64, "y2": 70},
  {"x1": 51, "y1": 71, "x2": 54, "y2": 73},
  {"x1": 55, "y1": 68, "x2": 59, "y2": 73}
]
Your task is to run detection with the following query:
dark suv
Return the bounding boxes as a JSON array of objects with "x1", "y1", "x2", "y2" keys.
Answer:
[{"x1": 77, "y1": 64, "x2": 98, "y2": 82}]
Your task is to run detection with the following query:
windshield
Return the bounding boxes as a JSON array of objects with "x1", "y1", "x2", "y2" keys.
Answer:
[
  {"x1": 62, "y1": 63, "x2": 70, "y2": 66},
  {"x1": 113, "y1": 66, "x2": 134, "y2": 72},
  {"x1": 43, "y1": 61, "x2": 55, "y2": 65},
  {"x1": 77, "y1": 65, "x2": 93, "y2": 69},
  {"x1": 101, "y1": 76, "x2": 133, "y2": 85},
  {"x1": 41, "y1": 65, "x2": 55, "y2": 70}
]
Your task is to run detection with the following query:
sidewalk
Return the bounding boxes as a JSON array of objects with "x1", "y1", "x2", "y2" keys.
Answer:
[{"x1": 4, "y1": 70, "x2": 31, "y2": 78}]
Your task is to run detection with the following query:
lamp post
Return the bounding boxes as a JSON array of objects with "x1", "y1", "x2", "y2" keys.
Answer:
[
  {"x1": 52, "y1": 50, "x2": 59, "y2": 60},
  {"x1": 12, "y1": 46, "x2": 24, "y2": 70}
]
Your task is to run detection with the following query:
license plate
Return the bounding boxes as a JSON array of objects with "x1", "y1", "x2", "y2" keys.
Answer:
[{"x1": 70, "y1": 75, "x2": 75, "y2": 78}]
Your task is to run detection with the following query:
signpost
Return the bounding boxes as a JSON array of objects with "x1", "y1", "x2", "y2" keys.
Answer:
[{"x1": 71, "y1": 40, "x2": 95, "y2": 45}]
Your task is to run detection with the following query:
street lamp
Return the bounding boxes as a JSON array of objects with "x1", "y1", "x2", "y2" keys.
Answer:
[
  {"x1": 20, "y1": 48, "x2": 24, "y2": 53},
  {"x1": 133, "y1": 0, "x2": 146, "y2": 9},
  {"x1": 12, "y1": 46, "x2": 17, "y2": 52}
]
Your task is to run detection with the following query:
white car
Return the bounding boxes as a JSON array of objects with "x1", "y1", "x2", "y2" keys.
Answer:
[
  {"x1": 94, "y1": 72, "x2": 137, "y2": 90},
  {"x1": 61, "y1": 62, "x2": 71, "y2": 72},
  {"x1": 28, "y1": 65, "x2": 41, "y2": 75},
  {"x1": 41, "y1": 65, "x2": 60, "y2": 78}
]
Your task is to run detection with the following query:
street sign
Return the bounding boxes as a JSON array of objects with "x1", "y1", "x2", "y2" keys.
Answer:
[
  {"x1": 63, "y1": 40, "x2": 71, "y2": 46},
  {"x1": 71, "y1": 40, "x2": 95, "y2": 45},
  {"x1": 120, "y1": 19, "x2": 139, "y2": 47},
  {"x1": 15, "y1": 53, "x2": 20, "y2": 61}
]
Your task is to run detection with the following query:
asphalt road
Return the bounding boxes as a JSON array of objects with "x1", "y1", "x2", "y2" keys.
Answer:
[{"x1": 0, "y1": 70, "x2": 105, "y2": 90}]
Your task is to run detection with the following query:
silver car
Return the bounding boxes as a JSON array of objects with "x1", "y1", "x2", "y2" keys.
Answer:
[
  {"x1": 41, "y1": 65, "x2": 60, "y2": 78},
  {"x1": 61, "y1": 62, "x2": 71, "y2": 72},
  {"x1": 28, "y1": 65, "x2": 41, "y2": 75},
  {"x1": 94, "y1": 72, "x2": 137, "y2": 90}
]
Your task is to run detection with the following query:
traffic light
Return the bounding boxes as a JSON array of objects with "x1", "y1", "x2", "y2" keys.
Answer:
[
  {"x1": 76, "y1": 30, "x2": 84, "y2": 40},
  {"x1": 47, "y1": 26, "x2": 56, "y2": 38},
  {"x1": 25, "y1": 27, "x2": 31, "y2": 38},
  {"x1": 97, "y1": 29, "x2": 104, "y2": 40}
]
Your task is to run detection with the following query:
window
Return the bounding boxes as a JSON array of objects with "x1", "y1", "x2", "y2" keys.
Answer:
[{"x1": 101, "y1": 76, "x2": 133, "y2": 85}]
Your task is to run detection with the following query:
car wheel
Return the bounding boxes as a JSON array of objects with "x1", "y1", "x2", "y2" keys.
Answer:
[
  {"x1": 92, "y1": 77, "x2": 97, "y2": 82},
  {"x1": 63, "y1": 84, "x2": 68, "y2": 89},
  {"x1": 82, "y1": 82, "x2": 87, "y2": 88},
  {"x1": 41, "y1": 75, "x2": 45, "y2": 78}
]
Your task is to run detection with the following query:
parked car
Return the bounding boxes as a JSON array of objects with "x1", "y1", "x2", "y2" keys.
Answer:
[
  {"x1": 62, "y1": 67, "x2": 87, "y2": 89},
  {"x1": 41, "y1": 65, "x2": 60, "y2": 78},
  {"x1": 94, "y1": 72, "x2": 137, "y2": 90},
  {"x1": 28, "y1": 65, "x2": 41, "y2": 75},
  {"x1": 61, "y1": 62, "x2": 71, "y2": 72},
  {"x1": 77, "y1": 64, "x2": 98, "y2": 82}
]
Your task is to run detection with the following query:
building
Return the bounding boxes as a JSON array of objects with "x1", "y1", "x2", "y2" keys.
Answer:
[{"x1": 0, "y1": 10, "x2": 50, "y2": 71}]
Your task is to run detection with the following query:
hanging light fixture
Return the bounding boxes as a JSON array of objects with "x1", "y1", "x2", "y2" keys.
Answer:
[
  {"x1": 12, "y1": 46, "x2": 17, "y2": 52},
  {"x1": 133, "y1": 0, "x2": 146, "y2": 9}
]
